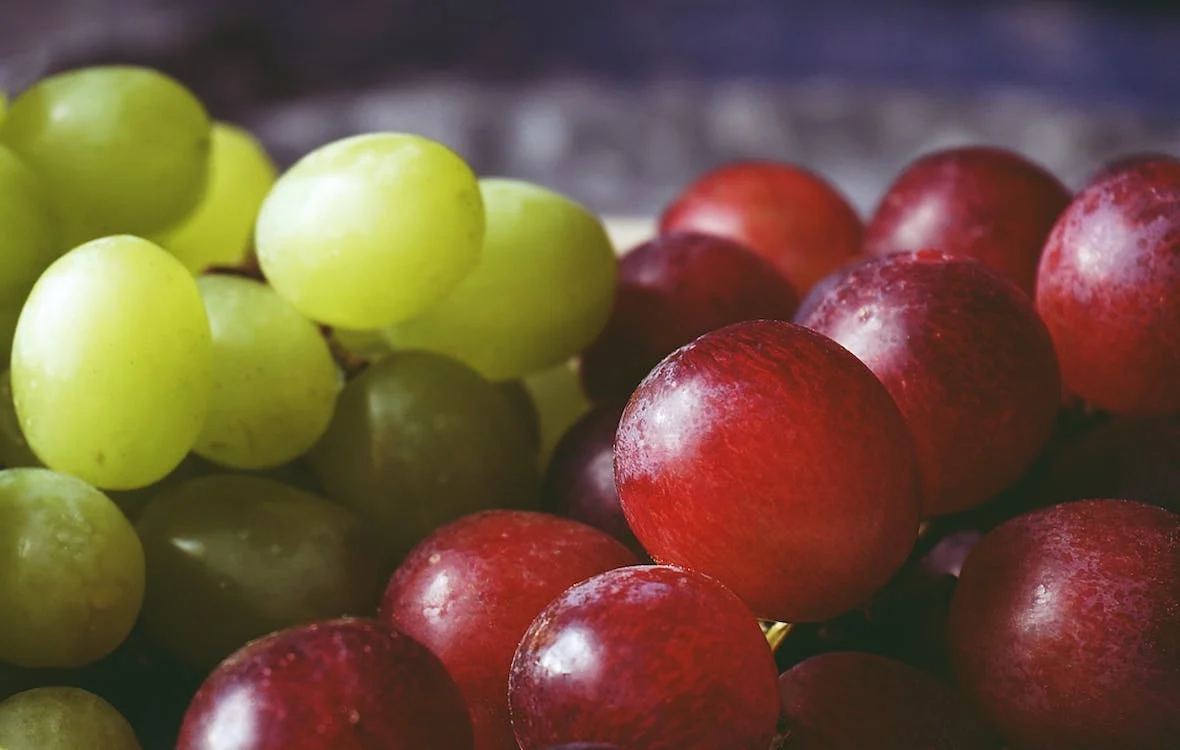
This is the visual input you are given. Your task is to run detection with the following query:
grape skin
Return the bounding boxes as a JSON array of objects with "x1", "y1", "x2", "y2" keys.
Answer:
[
  {"x1": 0, "y1": 146, "x2": 60, "y2": 309},
  {"x1": 0, "y1": 687, "x2": 140, "y2": 750}
]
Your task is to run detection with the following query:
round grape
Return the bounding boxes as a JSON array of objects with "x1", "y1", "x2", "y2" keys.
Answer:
[
  {"x1": 0, "y1": 145, "x2": 60, "y2": 308},
  {"x1": 522, "y1": 361, "x2": 591, "y2": 468},
  {"x1": 0, "y1": 371, "x2": 38, "y2": 470},
  {"x1": 0, "y1": 687, "x2": 140, "y2": 750}
]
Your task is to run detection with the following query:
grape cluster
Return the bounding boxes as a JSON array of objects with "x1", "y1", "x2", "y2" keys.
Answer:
[{"x1": 0, "y1": 65, "x2": 1177, "y2": 750}]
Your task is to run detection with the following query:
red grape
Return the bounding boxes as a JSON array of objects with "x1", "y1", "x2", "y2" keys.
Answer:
[
  {"x1": 177, "y1": 618, "x2": 473, "y2": 750},
  {"x1": 947, "y1": 500, "x2": 1180, "y2": 750},
  {"x1": 615, "y1": 319, "x2": 920, "y2": 622},
  {"x1": 1087, "y1": 151, "x2": 1177, "y2": 186},
  {"x1": 864, "y1": 146, "x2": 1071, "y2": 295},
  {"x1": 777, "y1": 652, "x2": 998, "y2": 749},
  {"x1": 790, "y1": 256, "x2": 867, "y2": 325},
  {"x1": 579, "y1": 231, "x2": 799, "y2": 402},
  {"x1": 540, "y1": 745, "x2": 620, "y2": 750},
  {"x1": 659, "y1": 161, "x2": 863, "y2": 293},
  {"x1": 380, "y1": 511, "x2": 638, "y2": 750},
  {"x1": 508, "y1": 565, "x2": 779, "y2": 750},
  {"x1": 542, "y1": 402, "x2": 645, "y2": 557},
  {"x1": 1035, "y1": 159, "x2": 1180, "y2": 415},
  {"x1": 799, "y1": 251, "x2": 1061, "y2": 516}
]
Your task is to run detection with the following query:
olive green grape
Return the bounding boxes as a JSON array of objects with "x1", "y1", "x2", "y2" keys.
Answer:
[
  {"x1": 0, "y1": 146, "x2": 60, "y2": 308},
  {"x1": 0, "y1": 372, "x2": 38, "y2": 470},
  {"x1": 0, "y1": 306, "x2": 19, "y2": 373},
  {"x1": 0, "y1": 468, "x2": 145, "y2": 668},
  {"x1": 331, "y1": 327, "x2": 395, "y2": 361},
  {"x1": 137, "y1": 475, "x2": 388, "y2": 669},
  {"x1": 11, "y1": 236, "x2": 212, "y2": 490},
  {"x1": 311, "y1": 351, "x2": 540, "y2": 558},
  {"x1": 385, "y1": 178, "x2": 617, "y2": 379},
  {"x1": 0, "y1": 66, "x2": 211, "y2": 238},
  {"x1": 256, "y1": 132, "x2": 485, "y2": 329},
  {"x1": 194, "y1": 275, "x2": 338, "y2": 470},
  {"x1": 0, "y1": 687, "x2": 140, "y2": 750},
  {"x1": 157, "y1": 122, "x2": 277, "y2": 273}
]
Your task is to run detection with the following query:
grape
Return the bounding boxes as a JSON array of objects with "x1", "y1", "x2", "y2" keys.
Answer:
[
  {"x1": 947, "y1": 500, "x2": 1180, "y2": 750},
  {"x1": 864, "y1": 146, "x2": 1071, "y2": 295},
  {"x1": 522, "y1": 361, "x2": 591, "y2": 468},
  {"x1": 157, "y1": 123, "x2": 277, "y2": 273},
  {"x1": 194, "y1": 275, "x2": 338, "y2": 470},
  {"x1": 330, "y1": 327, "x2": 395, "y2": 361},
  {"x1": 0, "y1": 66, "x2": 211, "y2": 238},
  {"x1": 136, "y1": 475, "x2": 388, "y2": 670},
  {"x1": 790, "y1": 257, "x2": 866, "y2": 325},
  {"x1": 386, "y1": 178, "x2": 617, "y2": 380},
  {"x1": 0, "y1": 91, "x2": 7, "y2": 123},
  {"x1": 11, "y1": 236, "x2": 212, "y2": 489},
  {"x1": 777, "y1": 652, "x2": 997, "y2": 749},
  {"x1": 256, "y1": 132, "x2": 484, "y2": 329},
  {"x1": 615, "y1": 320, "x2": 920, "y2": 623},
  {"x1": 0, "y1": 687, "x2": 139, "y2": 750},
  {"x1": 381, "y1": 510, "x2": 639, "y2": 750},
  {"x1": 310, "y1": 351, "x2": 539, "y2": 559},
  {"x1": 509, "y1": 565, "x2": 780, "y2": 750},
  {"x1": 0, "y1": 468, "x2": 144, "y2": 668},
  {"x1": 0, "y1": 304, "x2": 18, "y2": 367},
  {"x1": 497, "y1": 380, "x2": 542, "y2": 448},
  {"x1": 1087, "y1": 151, "x2": 1177, "y2": 185},
  {"x1": 579, "y1": 232, "x2": 799, "y2": 402},
  {"x1": 799, "y1": 251, "x2": 1061, "y2": 516},
  {"x1": 1035, "y1": 159, "x2": 1180, "y2": 415},
  {"x1": 0, "y1": 371, "x2": 38, "y2": 469},
  {"x1": 0, "y1": 145, "x2": 60, "y2": 308}
]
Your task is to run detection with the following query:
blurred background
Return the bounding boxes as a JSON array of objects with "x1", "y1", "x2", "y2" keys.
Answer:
[{"x1": 2, "y1": 0, "x2": 1178, "y2": 215}]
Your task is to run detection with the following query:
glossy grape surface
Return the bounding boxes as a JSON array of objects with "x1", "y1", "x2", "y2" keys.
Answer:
[
  {"x1": 381, "y1": 510, "x2": 638, "y2": 750},
  {"x1": 0, "y1": 145, "x2": 60, "y2": 308},
  {"x1": 615, "y1": 320, "x2": 920, "y2": 622},
  {"x1": 509, "y1": 565, "x2": 779, "y2": 750},
  {"x1": 0, "y1": 687, "x2": 140, "y2": 750},
  {"x1": 947, "y1": 500, "x2": 1180, "y2": 750}
]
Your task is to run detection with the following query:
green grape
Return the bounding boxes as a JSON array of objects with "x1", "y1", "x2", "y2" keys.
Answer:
[
  {"x1": 496, "y1": 379, "x2": 542, "y2": 448},
  {"x1": 0, "y1": 468, "x2": 145, "y2": 668},
  {"x1": 0, "y1": 146, "x2": 60, "y2": 308},
  {"x1": 385, "y1": 178, "x2": 617, "y2": 380},
  {"x1": 0, "y1": 66, "x2": 211, "y2": 239},
  {"x1": 525, "y1": 359, "x2": 591, "y2": 467},
  {"x1": 310, "y1": 351, "x2": 540, "y2": 558},
  {"x1": 11, "y1": 235, "x2": 212, "y2": 490},
  {"x1": 136, "y1": 475, "x2": 388, "y2": 669},
  {"x1": 255, "y1": 132, "x2": 485, "y2": 329},
  {"x1": 0, "y1": 305, "x2": 19, "y2": 373},
  {"x1": 156, "y1": 122, "x2": 277, "y2": 273},
  {"x1": 0, "y1": 91, "x2": 7, "y2": 123},
  {"x1": 331, "y1": 326, "x2": 395, "y2": 361},
  {"x1": 0, "y1": 371, "x2": 39, "y2": 469},
  {"x1": 194, "y1": 275, "x2": 338, "y2": 470},
  {"x1": 0, "y1": 687, "x2": 140, "y2": 750}
]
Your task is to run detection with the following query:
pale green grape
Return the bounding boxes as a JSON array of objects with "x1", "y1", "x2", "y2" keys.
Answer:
[
  {"x1": 194, "y1": 275, "x2": 338, "y2": 469},
  {"x1": 0, "y1": 371, "x2": 39, "y2": 469},
  {"x1": 0, "y1": 687, "x2": 140, "y2": 750},
  {"x1": 0, "y1": 146, "x2": 60, "y2": 307},
  {"x1": 0, "y1": 468, "x2": 145, "y2": 668},
  {"x1": 331, "y1": 326, "x2": 395, "y2": 361},
  {"x1": 385, "y1": 178, "x2": 617, "y2": 380},
  {"x1": 0, "y1": 66, "x2": 211, "y2": 238},
  {"x1": 11, "y1": 236, "x2": 212, "y2": 489},
  {"x1": 157, "y1": 122, "x2": 277, "y2": 273},
  {"x1": 256, "y1": 132, "x2": 484, "y2": 329},
  {"x1": 524, "y1": 359, "x2": 591, "y2": 467}
]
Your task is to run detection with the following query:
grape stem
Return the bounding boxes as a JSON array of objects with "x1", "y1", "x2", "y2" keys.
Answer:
[{"x1": 760, "y1": 620, "x2": 794, "y2": 653}]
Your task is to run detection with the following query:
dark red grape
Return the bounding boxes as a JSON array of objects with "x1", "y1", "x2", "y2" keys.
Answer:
[
  {"x1": 380, "y1": 511, "x2": 638, "y2": 750},
  {"x1": 947, "y1": 500, "x2": 1180, "y2": 750},
  {"x1": 508, "y1": 565, "x2": 779, "y2": 750},
  {"x1": 790, "y1": 256, "x2": 867, "y2": 325},
  {"x1": 177, "y1": 618, "x2": 473, "y2": 750},
  {"x1": 615, "y1": 320, "x2": 920, "y2": 623},
  {"x1": 1035, "y1": 160, "x2": 1180, "y2": 415},
  {"x1": 777, "y1": 652, "x2": 998, "y2": 749},
  {"x1": 864, "y1": 146, "x2": 1071, "y2": 295},
  {"x1": 1087, "y1": 151, "x2": 1177, "y2": 185},
  {"x1": 539, "y1": 745, "x2": 620, "y2": 750},
  {"x1": 542, "y1": 403, "x2": 645, "y2": 557},
  {"x1": 580, "y1": 231, "x2": 799, "y2": 402},
  {"x1": 799, "y1": 251, "x2": 1061, "y2": 516},
  {"x1": 659, "y1": 161, "x2": 863, "y2": 294}
]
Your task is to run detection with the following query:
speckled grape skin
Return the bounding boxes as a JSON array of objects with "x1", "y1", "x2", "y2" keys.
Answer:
[
  {"x1": 580, "y1": 232, "x2": 798, "y2": 402},
  {"x1": 947, "y1": 500, "x2": 1180, "y2": 750},
  {"x1": 659, "y1": 161, "x2": 863, "y2": 294},
  {"x1": 380, "y1": 511, "x2": 638, "y2": 750},
  {"x1": 615, "y1": 320, "x2": 921, "y2": 623},
  {"x1": 508, "y1": 565, "x2": 779, "y2": 750},
  {"x1": 799, "y1": 251, "x2": 1061, "y2": 516},
  {"x1": 177, "y1": 618, "x2": 474, "y2": 750},
  {"x1": 1035, "y1": 160, "x2": 1180, "y2": 415},
  {"x1": 864, "y1": 146, "x2": 1071, "y2": 295},
  {"x1": 778, "y1": 652, "x2": 998, "y2": 749}
]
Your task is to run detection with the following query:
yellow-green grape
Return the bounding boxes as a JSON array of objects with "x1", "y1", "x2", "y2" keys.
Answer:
[
  {"x1": 0, "y1": 305, "x2": 19, "y2": 370},
  {"x1": 11, "y1": 236, "x2": 212, "y2": 490},
  {"x1": 525, "y1": 360, "x2": 591, "y2": 467},
  {"x1": 256, "y1": 132, "x2": 484, "y2": 329},
  {"x1": 0, "y1": 66, "x2": 211, "y2": 239},
  {"x1": 0, "y1": 91, "x2": 7, "y2": 123},
  {"x1": 385, "y1": 178, "x2": 617, "y2": 380},
  {"x1": 331, "y1": 327, "x2": 394, "y2": 362},
  {"x1": 0, "y1": 371, "x2": 38, "y2": 469},
  {"x1": 156, "y1": 122, "x2": 277, "y2": 273},
  {"x1": 0, "y1": 469, "x2": 145, "y2": 668},
  {"x1": 194, "y1": 275, "x2": 338, "y2": 470},
  {"x1": 0, "y1": 687, "x2": 140, "y2": 750},
  {"x1": 0, "y1": 146, "x2": 60, "y2": 307}
]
